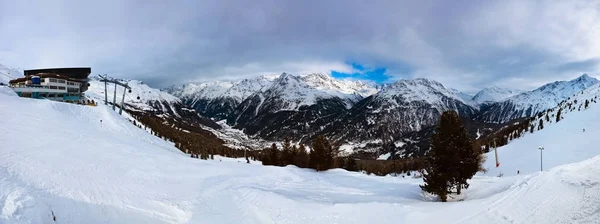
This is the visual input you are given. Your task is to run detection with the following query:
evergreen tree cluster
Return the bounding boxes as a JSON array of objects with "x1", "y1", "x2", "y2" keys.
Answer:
[
  {"x1": 476, "y1": 117, "x2": 534, "y2": 151},
  {"x1": 357, "y1": 158, "x2": 425, "y2": 176},
  {"x1": 129, "y1": 111, "x2": 259, "y2": 161},
  {"x1": 261, "y1": 136, "x2": 339, "y2": 171},
  {"x1": 259, "y1": 135, "x2": 426, "y2": 175}
]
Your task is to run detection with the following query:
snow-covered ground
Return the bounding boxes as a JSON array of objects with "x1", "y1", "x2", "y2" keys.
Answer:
[{"x1": 1, "y1": 86, "x2": 600, "y2": 223}]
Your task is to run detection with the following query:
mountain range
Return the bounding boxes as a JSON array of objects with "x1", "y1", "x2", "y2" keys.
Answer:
[
  {"x1": 161, "y1": 72, "x2": 597, "y2": 159},
  {"x1": 3, "y1": 61, "x2": 597, "y2": 159}
]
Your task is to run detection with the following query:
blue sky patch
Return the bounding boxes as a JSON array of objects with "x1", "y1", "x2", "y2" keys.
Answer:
[{"x1": 331, "y1": 62, "x2": 390, "y2": 83}]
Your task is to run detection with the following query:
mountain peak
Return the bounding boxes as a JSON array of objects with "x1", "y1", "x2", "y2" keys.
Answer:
[
  {"x1": 472, "y1": 86, "x2": 521, "y2": 104},
  {"x1": 572, "y1": 73, "x2": 597, "y2": 83}
]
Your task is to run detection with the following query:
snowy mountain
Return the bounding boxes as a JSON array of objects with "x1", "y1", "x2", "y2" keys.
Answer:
[
  {"x1": 165, "y1": 76, "x2": 277, "y2": 120},
  {"x1": 299, "y1": 73, "x2": 379, "y2": 99},
  {"x1": 324, "y1": 78, "x2": 478, "y2": 144},
  {"x1": 477, "y1": 74, "x2": 599, "y2": 123},
  {"x1": 472, "y1": 86, "x2": 522, "y2": 105},
  {"x1": 2, "y1": 83, "x2": 600, "y2": 223},
  {"x1": 228, "y1": 73, "x2": 363, "y2": 140},
  {"x1": 165, "y1": 73, "x2": 378, "y2": 121},
  {"x1": 449, "y1": 88, "x2": 475, "y2": 105}
]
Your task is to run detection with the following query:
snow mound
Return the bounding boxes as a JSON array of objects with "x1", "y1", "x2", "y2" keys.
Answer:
[{"x1": 0, "y1": 86, "x2": 17, "y2": 97}]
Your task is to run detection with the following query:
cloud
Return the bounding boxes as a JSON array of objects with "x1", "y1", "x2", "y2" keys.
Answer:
[{"x1": 0, "y1": 0, "x2": 599, "y2": 90}]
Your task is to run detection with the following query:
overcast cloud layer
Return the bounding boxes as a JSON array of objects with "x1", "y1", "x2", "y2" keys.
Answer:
[{"x1": 1, "y1": 0, "x2": 599, "y2": 91}]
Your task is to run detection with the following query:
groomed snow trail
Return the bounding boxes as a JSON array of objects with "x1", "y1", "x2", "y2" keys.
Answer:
[{"x1": 1, "y1": 87, "x2": 600, "y2": 223}]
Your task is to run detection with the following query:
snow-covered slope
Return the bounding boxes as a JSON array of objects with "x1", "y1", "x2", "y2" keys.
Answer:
[
  {"x1": 0, "y1": 63, "x2": 20, "y2": 84},
  {"x1": 478, "y1": 74, "x2": 599, "y2": 123},
  {"x1": 472, "y1": 86, "x2": 521, "y2": 105},
  {"x1": 483, "y1": 82, "x2": 600, "y2": 177},
  {"x1": 2, "y1": 82, "x2": 600, "y2": 223}
]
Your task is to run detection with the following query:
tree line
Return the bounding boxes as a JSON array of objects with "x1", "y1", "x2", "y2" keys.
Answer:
[{"x1": 129, "y1": 111, "x2": 260, "y2": 161}]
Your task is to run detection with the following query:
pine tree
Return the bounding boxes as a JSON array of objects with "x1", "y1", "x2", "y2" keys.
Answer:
[
  {"x1": 345, "y1": 157, "x2": 358, "y2": 172},
  {"x1": 538, "y1": 119, "x2": 544, "y2": 130},
  {"x1": 290, "y1": 145, "x2": 298, "y2": 165},
  {"x1": 556, "y1": 108, "x2": 562, "y2": 122},
  {"x1": 530, "y1": 125, "x2": 534, "y2": 133},
  {"x1": 269, "y1": 143, "x2": 280, "y2": 166},
  {"x1": 294, "y1": 144, "x2": 309, "y2": 168},
  {"x1": 281, "y1": 138, "x2": 293, "y2": 165},
  {"x1": 310, "y1": 136, "x2": 334, "y2": 171},
  {"x1": 261, "y1": 150, "x2": 270, "y2": 165},
  {"x1": 420, "y1": 111, "x2": 484, "y2": 202},
  {"x1": 309, "y1": 137, "x2": 325, "y2": 171},
  {"x1": 545, "y1": 113, "x2": 550, "y2": 122},
  {"x1": 585, "y1": 99, "x2": 589, "y2": 109}
]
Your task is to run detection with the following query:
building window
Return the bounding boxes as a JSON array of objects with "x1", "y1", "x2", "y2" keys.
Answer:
[
  {"x1": 57, "y1": 79, "x2": 66, "y2": 84},
  {"x1": 58, "y1": 86, "x2": 65, "y2": 90},
  {"x1": 49, "y1": 86, "x2": 57, "y2": 89},
  {"x1": 49, "y1": 78, "x2": 57, "y2": 83}
]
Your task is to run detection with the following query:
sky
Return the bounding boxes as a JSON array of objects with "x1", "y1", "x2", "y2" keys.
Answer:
[{"x1": 0, "y1": 0, "x2": 599, "y2": 92}]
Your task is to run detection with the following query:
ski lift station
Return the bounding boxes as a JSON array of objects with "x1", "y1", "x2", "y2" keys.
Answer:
[{"x1": 8, "y1": 67, "x2": 91, "y2": 103}]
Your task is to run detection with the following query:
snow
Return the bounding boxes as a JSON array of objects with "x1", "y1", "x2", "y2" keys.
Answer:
[
  {"x1": 449, "y1": 88, "x2": 475, "y2": 105},
  {"x1": 377, "y1": 153, "x2": 391, "y2": 160},
  {"x1": 2, "y1": 78, "x2": 600, "y2": 223},
  {"x1": 377, "y1": 78, "x2": 471, "y2": 107},
  {"x1": 338, "y1": 144, "x2": 355, "y2": 156},
  {"x1": 0, "y1": 86, "x2": 17, "y2": 97},
  {"x1": 472, "y1": 86, "x2": 522, "y2": 105},
  {"x1": 299, "y1": 73, "x2": 378, "y2": 98}
]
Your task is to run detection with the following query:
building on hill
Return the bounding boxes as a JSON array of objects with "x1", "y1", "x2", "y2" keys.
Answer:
[{"x1": 8, "y1": 68, "x2": 91, "y2": 102}]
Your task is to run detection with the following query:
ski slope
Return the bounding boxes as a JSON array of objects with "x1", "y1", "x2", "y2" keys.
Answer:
[
  {"x1": 1, "y1": 86, "x2": 600, "y2": 223},
  {"x1": 483, "y1": 83, "x2": 600, "y2": 177}
]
